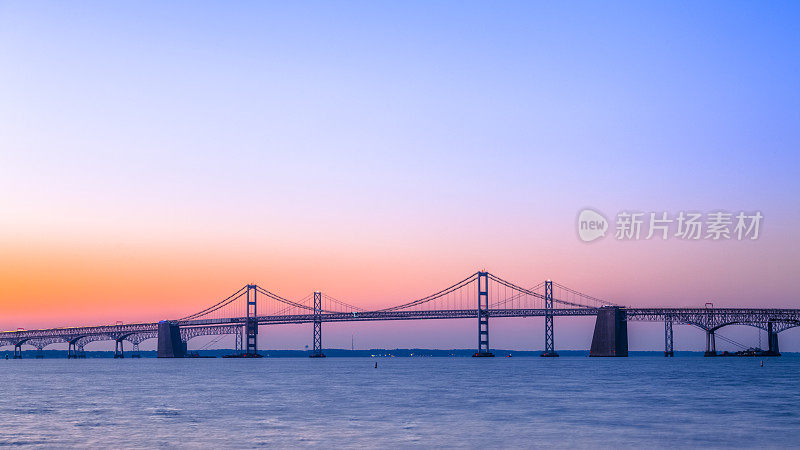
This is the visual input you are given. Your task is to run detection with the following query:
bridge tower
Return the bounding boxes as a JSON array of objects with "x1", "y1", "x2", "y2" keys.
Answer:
[
  {"x1": 310, "y1": 291, "x2": 325, "y2": 358},
  {"x1": 664, "y1": 315, "x2": 674, "y2": 357},
  {"x1": 541, "y1": 280, "x2": 558, "y2": 357},
  {"x1": 245, "y1": 284, "x2": 258, "y2": 356},
  {"x1": 473, "y1": 271, "x2": 494, "y2": 357}
]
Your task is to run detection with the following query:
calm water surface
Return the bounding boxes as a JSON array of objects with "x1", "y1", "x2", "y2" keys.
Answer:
[{"x1": 1, "y1": 356, "x2": 798, "y2": 448}]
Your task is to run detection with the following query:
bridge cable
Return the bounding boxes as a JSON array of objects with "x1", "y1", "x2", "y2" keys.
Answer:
[
  {"x1": 487, "y1": 274, "x2": 599, "y2": 309},
  {"x1": 376, "y1": 272, "x2": 480, "y2": 312},
  {"x1": 181, "y1": 286, "x2": 249, "y2": 321}
]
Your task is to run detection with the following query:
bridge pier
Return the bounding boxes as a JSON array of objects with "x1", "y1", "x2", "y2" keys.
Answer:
[
  {"x1": 664, "y1": 316, "x2": 674, "y2": 357},
  {"x1": 541, "y1": 280, "x2": 558, "y2": 357},
  {"x1": 114, "y1": 339, "x2": 125, "y2": 359},
  {"x1": 767, "y1": 321, "x2": 781, "y2": 356},
  {"x1": 589, "y1": 306, "x2": 628, "y2": 357},
  {"x1": 157, "y1": 321, "x2": 186, "y2": 358},
  {"x1": 473, "y1": 271, "x2": 494, "y2": 357},
  {"x1": 68, "y1": 341, "x2": 80, "y2": 359},
  {"x1": 704, "y1": 330, "x2": 716, "y2": 356},
  {"x1": 13, "y1": 343, "x2": 22, "y2": 359},
  {"x1": 310, "y1": 291, "x2": 325, "y2": 358}
]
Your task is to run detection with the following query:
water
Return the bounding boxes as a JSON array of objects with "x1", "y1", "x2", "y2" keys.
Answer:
[{"x1": 1, "y1": 356, "x2": 799, "y2": 448}]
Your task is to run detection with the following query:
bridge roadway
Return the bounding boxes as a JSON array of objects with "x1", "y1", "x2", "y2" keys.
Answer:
[
  {"x1": 3, "y1": 307, "x2": 800, "y2": 358},
  {"x1": 182, "y1": 307, "x2": 598, "y2": 326},
  {"x1": 181, "y1": 307, "x2": 800, "y2": 329}
]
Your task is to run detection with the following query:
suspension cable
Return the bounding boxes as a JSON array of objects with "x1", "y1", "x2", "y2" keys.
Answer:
[
  {"x1": 376, "y1": 272, "x2": 480, "y2": 312},
  {"x1": 181, "y1": 286, "x2": 248, "y2": 320}
]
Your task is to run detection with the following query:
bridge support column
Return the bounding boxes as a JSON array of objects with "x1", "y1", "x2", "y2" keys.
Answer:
[
  {"x1": 157, "y1": 321, "x2": 186, "y2": 358},
  {"x1": 473, "y1": 271, "x2": 494, "y2": 357},
  {"x1": 589, "y1": 306, "x2": 628, "y2": 357},
  {"x1": 704, "y1": 330, "x2": 716, "y2": 357},
  {"x1": 114, "y1": 339, "x2": 125, "y2": 359},
  {"x1": 68, "y1": 341, "x2": 79, "y2": 359},
  {"x1": 235, "y1": 326, "x2": 243, "y2": 353},
  {"x1": 767, "y1": 321, "x2": 781, "y2": 356},
  {"x1": 310, "y1": 291, "x2": 325, "y2": 358},
  {"x1": 664, "y1": 316, "x2": 674, "y2": 357},
  {"x1": 13, "y1": 343, "x2": 22, "y2": 359},
  {"x1": 245, "y1": 284, "x2": 258, "y2": 356},
  {"x1": 541, "y1": 280, "x2": 558, "y2": 357}
]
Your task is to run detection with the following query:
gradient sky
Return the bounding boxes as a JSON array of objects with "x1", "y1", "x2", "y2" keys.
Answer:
[{"x1": 1, "y1": 1, "x2": 799, "y2": 351}]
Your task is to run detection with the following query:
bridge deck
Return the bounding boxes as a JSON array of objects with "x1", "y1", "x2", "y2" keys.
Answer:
[{"x1": 3, "y1": 307, "x2": 800, "y2": 345}]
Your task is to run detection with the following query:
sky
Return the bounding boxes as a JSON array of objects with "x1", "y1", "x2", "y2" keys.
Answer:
[{"x1": 1, "y1": 1, "x2": 799, "y2": 351}]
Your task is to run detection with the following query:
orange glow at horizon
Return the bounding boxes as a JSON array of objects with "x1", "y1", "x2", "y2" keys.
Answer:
[{"x1": 2, "y1": 221, "x2": 798, "y2": 332}]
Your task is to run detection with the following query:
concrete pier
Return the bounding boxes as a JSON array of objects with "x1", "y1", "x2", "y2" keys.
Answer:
[
  {"x1": 767, "y1": 321, "x2": 781, "y2": 356},
  {"x1": 704, "y1": 330, "x2": 717, "y2": 357},
  {"x1": 157, "y1": 321, "x2": 186, "y2": 358},
  {"x1": 589, "y1": 306, "x2": 628, "y2": 357}
]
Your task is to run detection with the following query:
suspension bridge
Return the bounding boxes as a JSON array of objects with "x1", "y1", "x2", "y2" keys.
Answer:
[{"x1": 1, "y1": 271, "x2": 797, "y2": 358}]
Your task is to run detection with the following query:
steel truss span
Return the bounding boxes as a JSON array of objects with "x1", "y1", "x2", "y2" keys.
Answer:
[{"x1": 626, "y1": 308, "x2": 800, "y2": 331}]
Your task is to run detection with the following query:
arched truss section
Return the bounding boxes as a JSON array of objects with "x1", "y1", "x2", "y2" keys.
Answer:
[
  {"x1": 98, "y1": 331, "x2": 156, "y2": 344},
  {"x1": 125, "y1": 332, "x2": 158, "y2": 346},
  {"x1": 774, "y1": 321, "x2": 800, "y2": 333},
  {"x1": 709, "y1": 322, "x2": 769, "y2": 333},
  {"x1": 180, "y1": 325, "x2": 240, "y2": 343},
  {"x1": 706, "y1": 320, "x2": 800, "y2": 333},
  {"x1": 683, "y1": 322, "x2": 766, "y2": 347},
  {"x1": 73, "y1": 334, "x2": 116, "y2": 349},
  {"x1": 631, "y1": 309, "x2": 800, "y2": 332},
  {"x1": 685, "y1": 322, "x2": 710, "y2": 332},
  {"x1": 20, "y1": 337, "x2": 67, "y2": 350},
  {"x1": 61, "y1": 332, "x2": 158, "y2": 356},
  {"x1": 0, "y1": 323, "x2": 159, "y2": 346},
  {"x1": 684, "y1": 321, "x2": 789, "y2": 333},
  {"x1": 0, "y1": 339, "x2": 15, "y2": 349}
]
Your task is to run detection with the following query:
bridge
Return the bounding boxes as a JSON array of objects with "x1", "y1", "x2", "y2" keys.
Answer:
[{"x1": 1, "y1": 271, "x2": 797, "y2": 358}]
